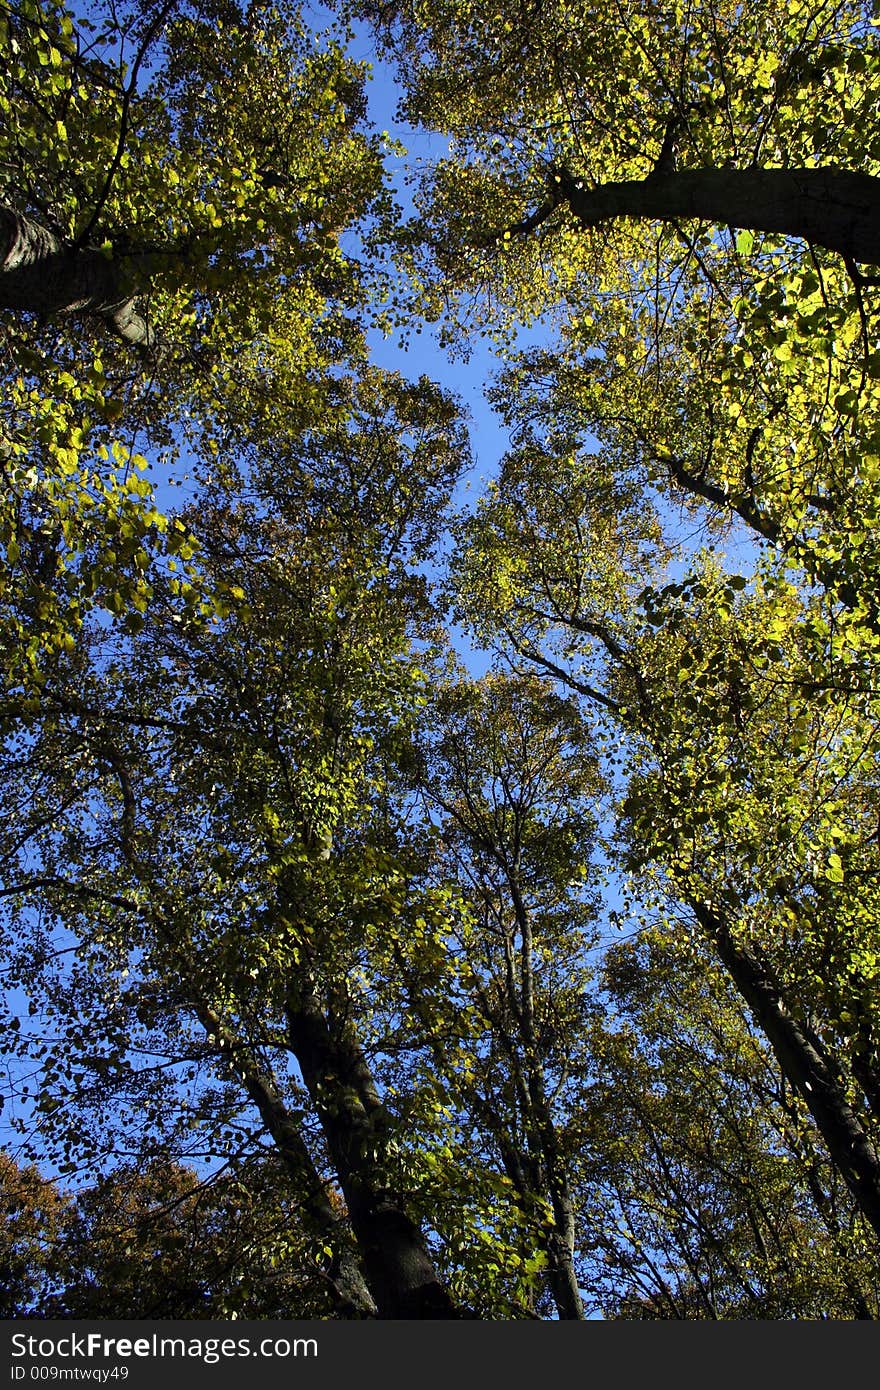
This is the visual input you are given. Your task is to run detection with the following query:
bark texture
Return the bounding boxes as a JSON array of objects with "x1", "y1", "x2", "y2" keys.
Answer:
[
  {"x1": 0, "y1": 206, "x2": 157, "y2": 351},
  {"x1": 553, "y1": 167, "x2": 880, "y2": 265},
  {"x1": 197, "y1": 1002, "x2": 377, "y2": 1318},
  {"x1": 286, "y1": 979, "x2": 461, "y2": 1318}
]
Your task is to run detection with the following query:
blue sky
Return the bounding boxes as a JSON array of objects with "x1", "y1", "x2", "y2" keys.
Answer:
[{"x1": 350, "y1": 17, "x2": 517, "y2": 494}]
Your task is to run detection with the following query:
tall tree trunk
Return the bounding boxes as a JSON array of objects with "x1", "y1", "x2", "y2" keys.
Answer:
[
  {"x1": 509, "y1": 881, "x2": 585, "y2": 1319},
  {"x1": 195, "y1": 1002, "x2": 377, "y2": 1318},
  {"x1": 96, "y1": 749, "x2": 375, "y2": 1316},
  {"x1": 100, "y1": 744, "x2": 450, "y2": 1317},
  {"x1": 551, "y1": 167, "x2": 880, "y2": 265},
  {"x1": 285, "y1": 978, "x2": 461, "y2": 1319},
  {"x1": 540, "y1": 1178, "x2": 585, "y2": 1320},
  {"x1": 0, "y1": 206, "x2": 156, "y2": 351},
  {"x1": 693, "y1": 900, "x2": 880, "y2": 1241}
]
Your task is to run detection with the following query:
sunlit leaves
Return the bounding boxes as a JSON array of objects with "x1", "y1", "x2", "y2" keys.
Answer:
[{"x1": 0, "y1": 0, "x2": 387, "y2": 696}]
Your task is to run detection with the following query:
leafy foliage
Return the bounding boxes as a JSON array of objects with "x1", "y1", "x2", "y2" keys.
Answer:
[{"x1": 2, "y1": 0, "x2": 880, "y2": 1322}]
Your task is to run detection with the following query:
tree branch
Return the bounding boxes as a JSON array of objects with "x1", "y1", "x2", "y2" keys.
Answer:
[{"x1": 511, "y1": 166, "x2": 880, "y2": 266}]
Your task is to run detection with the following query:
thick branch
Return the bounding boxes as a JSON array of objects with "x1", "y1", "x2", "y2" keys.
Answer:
[
  {"x1": 0, "y1": 206, "x2": 157, "y2": 352},
  {"x1": 554, "y1": 167, "x2": 880, "y2": 265},
  {"x1": 659, "y1": 448, "x2": 782, "y2": 544}
]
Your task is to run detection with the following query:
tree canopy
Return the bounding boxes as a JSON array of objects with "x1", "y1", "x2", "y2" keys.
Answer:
[{"x1": 2, "y1": 0, "x2": 880, "y2": 1320}]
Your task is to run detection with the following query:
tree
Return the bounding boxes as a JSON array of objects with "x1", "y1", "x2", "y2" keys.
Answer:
[
  {"x1": 0, "y1": 1152, "x2": 69, "y2": 1315},
  {"x1": 0, "y1": 1152, "x2": 341, "y2": 1317},
  {"x1": 0, "y1": 362, "x2": 475, "y2": 1317},
  {"x1": 0, "y1": 0, "x2": 387, "y2": 690},
  {"x1": 585, "y1": 931, "x2": 879, "y2": 1319},
  {"x1": 359, "y1": 0, "x2": 880, "y2": 1260},
  {"x1": 361, "y1": 0, "x2": 880, "y2": 640},
  {"x1": 397, "y1": 671, "x2": 603, "y2": 1317},
  {"x1": 450, "y1": 442, "x2": 880, "y2": 1246},
  {"x1": 51, "y1": 1157, "x2": 340, "y2": 1319},
  {"x1": 5, "y1": 0, "x2": 880, "y2": 1321},
  {"x1": 1, "y1": 0, "x2": 379, "y2": 359},
  {"x1": 361, "y1": 0, "x2": 880, "y2": 262}
]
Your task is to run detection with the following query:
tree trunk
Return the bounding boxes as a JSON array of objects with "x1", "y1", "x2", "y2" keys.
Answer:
[
  {"x1": 285, "y1": 980, "x2": 461, "y2": 1318},
  {"x1": 693, "y1": 901, "x2": 880, "y2": 1241},
  {"x1": 558, "y1": 167, "x2": 880, "y2": 265},
  {"x1": 0, "y1": 206, "x2": 156, "y2": 351},
  {"x1": 542, "y1": 1185, "x2": 585, "y2": 1320},
  {"x1": 509, "y1": 880, "x2": 585, "y2": 1319},
  {"x1": 195, "y1": 1002, "x2": 377, "y2": 1318}
]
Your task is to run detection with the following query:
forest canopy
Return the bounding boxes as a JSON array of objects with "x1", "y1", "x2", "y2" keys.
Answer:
[{"x1": 2, "y1": 0, "x2": 880, "y2": 1320}]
